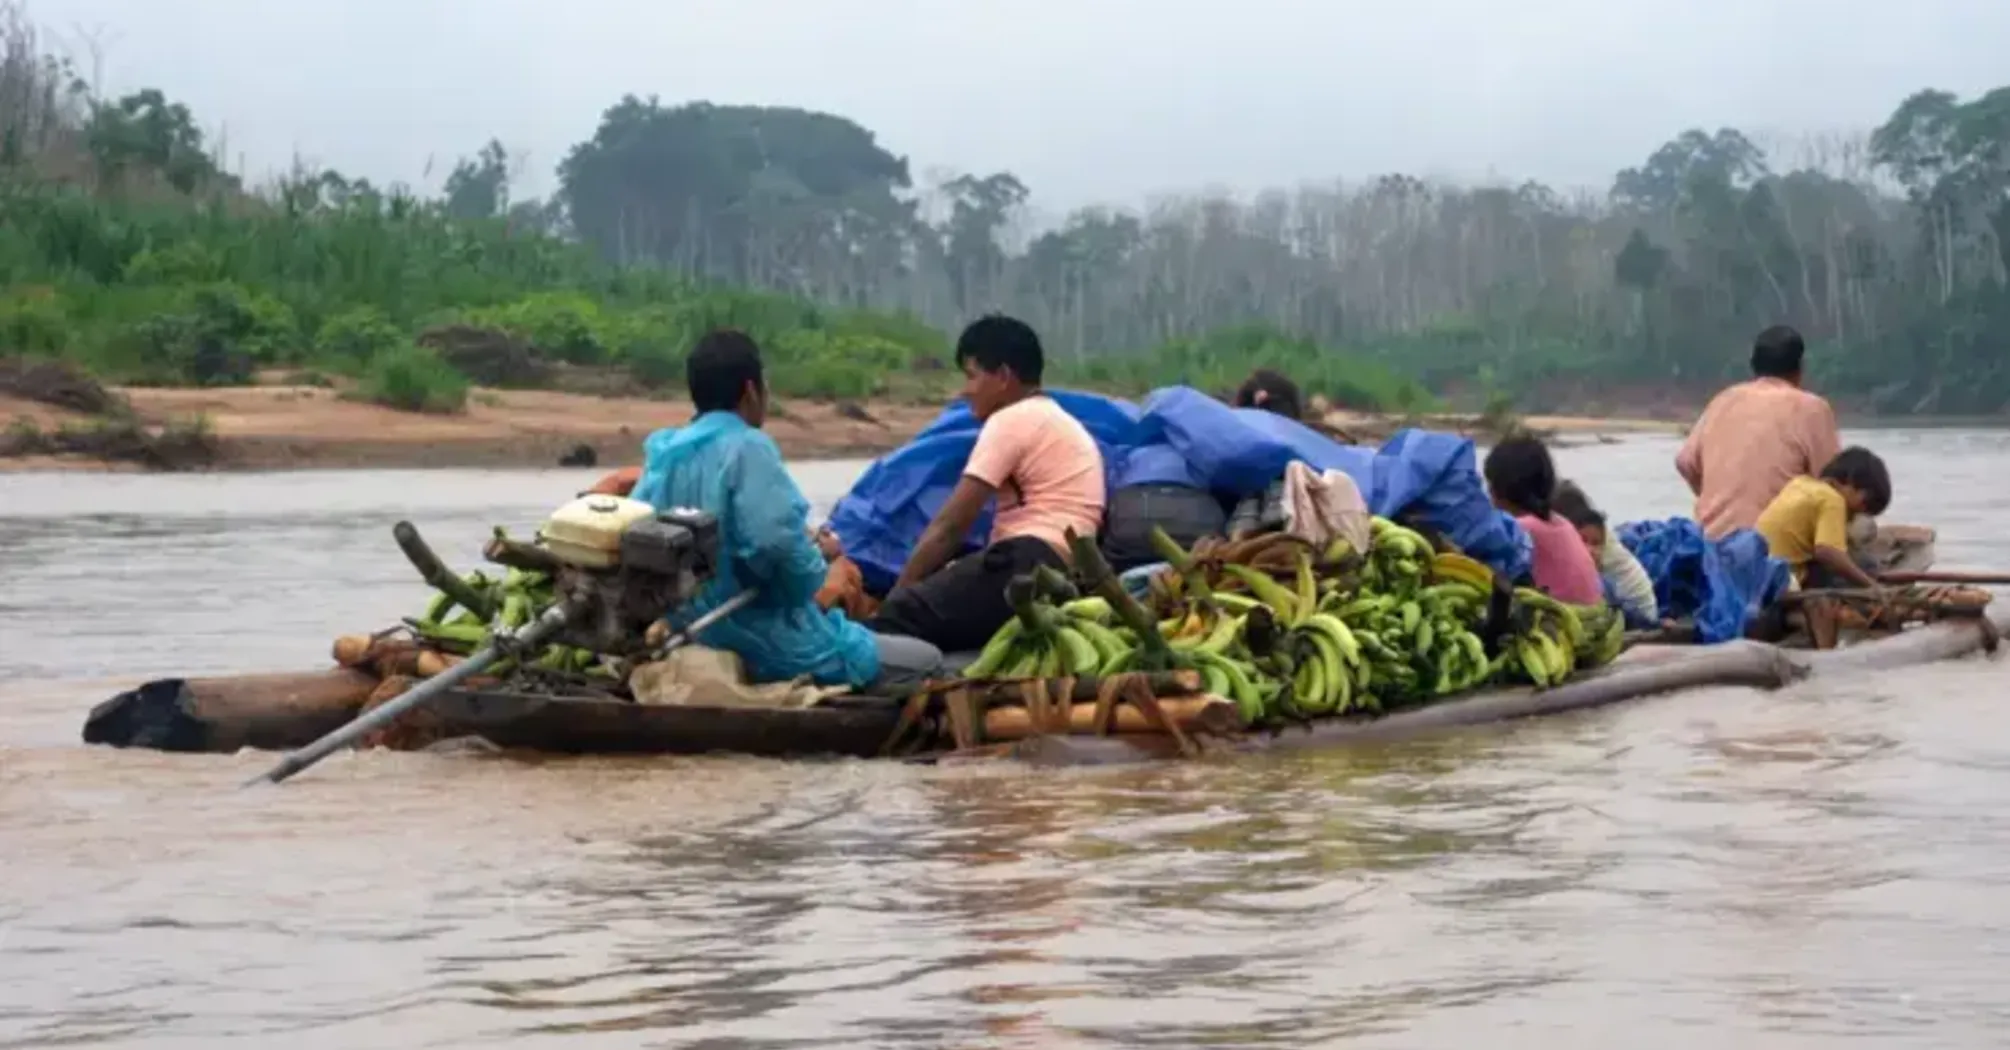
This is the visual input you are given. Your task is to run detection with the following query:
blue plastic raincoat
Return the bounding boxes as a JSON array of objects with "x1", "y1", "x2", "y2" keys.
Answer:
[{"x1": 629, "y1": 411, "x2": 880, "y2": 686}]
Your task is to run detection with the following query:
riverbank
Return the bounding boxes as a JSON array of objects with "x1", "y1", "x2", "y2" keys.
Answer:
[{"x1": 0, "y1": 382, "x2": 1687, "y2": 473}]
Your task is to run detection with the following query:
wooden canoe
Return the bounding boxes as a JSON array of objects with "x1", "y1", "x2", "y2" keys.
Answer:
[{"x1": 79, "y1": 604, "x2": 2007, "y2": 766}]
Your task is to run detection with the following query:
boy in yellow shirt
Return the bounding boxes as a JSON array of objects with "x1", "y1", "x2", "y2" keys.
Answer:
[{"x1": 1754, "y1": 446, "x2": 1890, "y2": 590}]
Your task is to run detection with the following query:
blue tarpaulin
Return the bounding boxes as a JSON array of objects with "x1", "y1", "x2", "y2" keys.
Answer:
[
  {"x1": 1616, "y1": 518, "x2": 1791, "y2": 644},
  {"x1": 825, "y1": 386, "x2": 1534, "y2": 595}
]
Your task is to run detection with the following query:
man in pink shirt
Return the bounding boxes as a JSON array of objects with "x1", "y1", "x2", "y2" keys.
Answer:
[
  {"x1": 873, "y1": 315, "x2": 1107, "y2": 653},
  {"x1": 1676, "y1": 325, "x2": 1842, "y2": 540}
]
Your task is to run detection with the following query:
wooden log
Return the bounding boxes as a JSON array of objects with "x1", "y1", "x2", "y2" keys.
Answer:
[
  {"x1": 928, "y1": 669, "x2": 1202, "y2": 703},
  {"x1": 1797, "y1": 604, "x2": 2010, "y2": 674},
  {"x1": 959, "y1": 640, "x2": 1805, "y2": 767},
  {"x1": 1879, "y1": 570, "x2": 2010, "y2": 586},
  {"x1": 483, "y1": 534, "x2": 563, "y2": 575},
  {"x1": 982, "y1": 695, "x2": 1238, "y2": 739},
  {"x1": 81, "y1": 670, "x2": 380, "y2": 753},
  {"x1": 332, "y1": 634, "x2": 429, "y2": 676}
]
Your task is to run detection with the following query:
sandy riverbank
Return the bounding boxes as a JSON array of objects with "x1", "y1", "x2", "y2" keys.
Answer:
[{"x1": 0, "y1": 384, "x2": 1685, "y2": 473}]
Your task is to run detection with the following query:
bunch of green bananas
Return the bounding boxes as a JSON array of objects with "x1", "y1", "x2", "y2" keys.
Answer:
[
  {"x1": 1493, "y1": 588, "x2": 1625, "y2": 688},
  {"x1": 1326, "y1": 581, "x2": 1492, "y2": 705},
  {"x1": 962, "y1": 594, "x2": 1135, "y2": 680},
  {"x1": 1361, "y1": 516, "x2": 1433, "y2": 593},
  {"x1": 407, "y1": 565, "x2": 602, "y2": 675},
  {"x1": 959, "y1": 514, "x2": 1637, "y2": 727}
]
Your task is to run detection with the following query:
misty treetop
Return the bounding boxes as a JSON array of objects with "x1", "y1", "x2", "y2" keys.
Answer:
[
  {"x1": 1, "y1": 0, "x2": 2006, "y2": 415},
  {"x1": 537, "y1": 91, "x2": 2010, "y2": 413}
]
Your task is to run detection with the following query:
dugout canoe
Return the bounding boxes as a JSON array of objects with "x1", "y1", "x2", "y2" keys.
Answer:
[{"x1": 79, "y1": 604, "x2": 2008, "y2": 765}]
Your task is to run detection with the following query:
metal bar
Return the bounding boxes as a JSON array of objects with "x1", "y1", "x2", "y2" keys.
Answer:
[
  {"x1": 646, "y1": 590, "x2": 759, "y2": 661},
  {"x1": 242, "y1": 605, "x2": 570, "y2": 787}
]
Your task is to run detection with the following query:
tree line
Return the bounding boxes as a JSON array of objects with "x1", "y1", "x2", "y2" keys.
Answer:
[
  {"x1": 539, "y1": 90, "x2": 2010, "y2": 414},
  {"x1": 2, "y1": 1, "x2": 2005, "y2": 415}
]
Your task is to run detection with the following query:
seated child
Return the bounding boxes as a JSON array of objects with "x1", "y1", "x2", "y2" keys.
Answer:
[
  {"x1": 1552, "y1": 481, "x2": 1660, "y2": 627},
  {"x1": 1482, "y1": 434, "x2": 1605, "y2": 605},
  {"x1": 1754, "y1": 446, "x2": 1890, "y2": 589}
]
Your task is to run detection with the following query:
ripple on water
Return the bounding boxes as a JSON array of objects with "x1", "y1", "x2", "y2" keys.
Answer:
[{"x1": 4, "y1": 439, "x2": 2010, "y2": 1047}]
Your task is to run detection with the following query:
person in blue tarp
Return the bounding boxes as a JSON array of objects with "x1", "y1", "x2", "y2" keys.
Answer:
[
  {"x1": 1222, "y1": 369, "x2": 1308, "y2": 538},
  {"x1": 629, "y1": 329, "x2": 944, "y2": 695},
  {"x1": 1100, "y1": 369, "x2": 1306, "y2": 570}
]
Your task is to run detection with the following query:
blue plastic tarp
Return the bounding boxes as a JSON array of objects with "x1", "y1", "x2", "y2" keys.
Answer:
[
  {"x1": 1616, "y1": 518, "x2": 1791, "y2": 644},
  {"x1": 826, "y1": 386, "x2": 1533, "y2": 595}
]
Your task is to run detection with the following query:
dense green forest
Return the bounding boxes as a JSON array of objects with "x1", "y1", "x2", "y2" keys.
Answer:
[{"x1": 1, "y1": 3, "x2": 2005, "y2": 415}]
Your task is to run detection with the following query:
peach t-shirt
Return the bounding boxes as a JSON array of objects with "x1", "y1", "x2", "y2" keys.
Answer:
[
  {"x1": 964, "y1": 395, "x2": 1106, "y2": 555},
  {"x1": 1676, "y1": 378, "x2": 1841, "y2": 540}
]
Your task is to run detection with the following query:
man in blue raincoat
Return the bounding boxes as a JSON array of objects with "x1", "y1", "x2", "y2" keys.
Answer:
[{"x1": 629, "y1": 330, "x2": 944, "y2": 694}]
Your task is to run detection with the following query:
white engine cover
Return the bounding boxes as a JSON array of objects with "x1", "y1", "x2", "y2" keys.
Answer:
[{"x1": 539, "y1": 494, "x2": 656, "y2": 569}]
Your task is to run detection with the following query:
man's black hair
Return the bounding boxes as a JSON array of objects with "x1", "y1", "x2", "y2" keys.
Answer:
[
  {"x1": 1821, "y1": 446, "x2": 1892, "y2": 516},
  {"x1": 955, "y1": 314, "x2": 1044, "y2": 385},
  {"x1": 1233, "y1": 369, "x2": 1304, "y2": 421},
  {"x1": 686, "y1": 328, "x2": 764, "y2": 414},
  {"x1": 1751, "y1": 325, "x2": 1806, "y2": 379},
  {"x1": 1483, "y1": 433, "x2": 1561, "y2": 520},
  {"x1": 1550, "y1": 479, "x2": 1606, "y2": 530}
]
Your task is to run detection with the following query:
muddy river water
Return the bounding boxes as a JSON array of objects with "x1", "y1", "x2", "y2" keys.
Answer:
[{"x1": 4, "y1": 431, "x2": 2010, "y2": 1048}]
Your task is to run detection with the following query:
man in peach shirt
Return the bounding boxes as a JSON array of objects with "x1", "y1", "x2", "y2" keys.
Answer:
[
  {"x1": 1676, "y1": 325, "x2": 1842, "y2": 540},
  {"x1": 873, "y1": 315, "x2": 1107, "y2": 653}
]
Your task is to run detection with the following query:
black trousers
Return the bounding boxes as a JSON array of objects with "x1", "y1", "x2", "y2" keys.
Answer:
[{"x1": 871, "y1": 536, "x2": 1066, "y2": 653}]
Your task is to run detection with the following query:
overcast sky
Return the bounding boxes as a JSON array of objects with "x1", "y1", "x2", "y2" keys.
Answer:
[{"x1": 38, "y1": 0, "x2": 2010, "y2": 212}]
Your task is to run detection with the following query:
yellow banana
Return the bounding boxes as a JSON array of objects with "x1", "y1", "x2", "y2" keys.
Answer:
[
  {"x1": 1516, "y1": 637, "x2": 1551, "y2": 688},
  {"x1": 1221, "y1": 564, "x2": 1300, "y2": 623},
  {"x1": 1532, "y1": 632, "x2": 1567, "y2": 683},
  {"x1": 1293, "y1": 651, "x2": 1333, "y2": 714},
  {"x1": 1199, "y1": 614, "x2": 1245, "y2": 654},
  {"x1": 1212, "y1": 592, "x2": 1262, "y2": 614},
  {"x1": 1293, "y1": 550, "x2": 1318, "y2": 627},
  {"x1": 1303, "y1": 630, "x2": 1345, "y2": 703},
  {"x1": 1459, "y1": 632, "x2": 1487, "y2": 678},
  {"x1": 1302, "y1": 613, "x2": 1363, "y2": 666},
  {"x1": 1430, "y1": 551, "x2": 1495, "y2": 590}
]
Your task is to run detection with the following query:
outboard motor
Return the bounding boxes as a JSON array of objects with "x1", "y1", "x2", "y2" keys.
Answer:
[{"x1": 536, "y1": 494, "x2": 722, "y2": 656}]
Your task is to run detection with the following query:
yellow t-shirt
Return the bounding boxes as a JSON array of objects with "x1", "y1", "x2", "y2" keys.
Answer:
[{"x1": 1755, "y1": 476, "x2": 1849, "y2": 579}]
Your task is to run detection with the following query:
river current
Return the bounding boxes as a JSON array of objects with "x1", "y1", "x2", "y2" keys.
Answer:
[{"x1": 3, "y1": 430, "x2": 2009, "y2": 1048}]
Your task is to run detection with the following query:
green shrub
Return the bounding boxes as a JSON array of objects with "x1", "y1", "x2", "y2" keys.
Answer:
[
  {"x1": 476, "y1": 292, "x2": 607, "y2": 364},
  {"x1": 184, "y1": 282, "x2": 300, "y2": 365},
  {"x1": 314, "y1": 306, "x2": 405, "y2": 370},
  {"x1": 357, "y1": 345, "x2": 470, "y2": 413},
  {"x1": 0, "y1": 290, "x2": 67, "y2": 357}
]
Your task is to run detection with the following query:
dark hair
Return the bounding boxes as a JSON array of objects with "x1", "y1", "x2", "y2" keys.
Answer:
[
  {"x1": 686, "y1": 328, "x2": 764, "y2": 414},
  {"x1": 1821, "y1": 446, "x2": 1891, "y2": 516},
  {"x1": 1483, "y1": 434, "x2": 1560, "y2": 520},
  {"x1": 1751, "y1": 325, "x2": 1806, "y2": 379},
  {"x1": 1233, "y1": 369, "x2": 1304, "y2": 420},
  {"x1": 955, "y1": 314, "x2": 1044, "y2": 386},
  {"x1": 1549, "y1": 479, "x2": 1606, "y2": 530}
]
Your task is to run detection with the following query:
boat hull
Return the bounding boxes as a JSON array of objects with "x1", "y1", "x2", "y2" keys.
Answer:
[{"x1": 80, "y1": 608, "x2": 2007, "y2": 767}]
